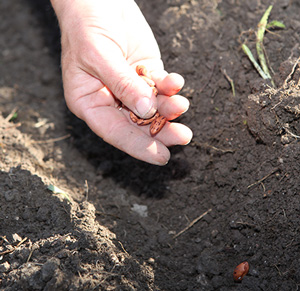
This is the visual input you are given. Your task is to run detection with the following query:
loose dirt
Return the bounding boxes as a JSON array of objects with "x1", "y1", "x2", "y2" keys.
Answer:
[{"x1": 1, "y1": 0, "x2": 300, "y2": 290}]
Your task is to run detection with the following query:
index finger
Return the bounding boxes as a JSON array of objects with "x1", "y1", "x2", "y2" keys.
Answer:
[{"x1": 150, "y1": 70, "x2": 185, "y2": 96}]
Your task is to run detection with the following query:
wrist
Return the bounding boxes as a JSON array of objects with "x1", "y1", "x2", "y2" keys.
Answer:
[
  {"x1": 50, "y1": 0, "x2": 95, "y2": 52},
  {"x1": 50, "y1": 0, "x2": 86, "y2": 31},
  {"x1": 50, "y1": 0, "x2": 69, "y2": 25}
]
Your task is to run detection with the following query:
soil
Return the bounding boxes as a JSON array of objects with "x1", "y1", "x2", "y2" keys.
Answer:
[{"x1": 1, "y1": 0, "x2": 300, "y2": 290}]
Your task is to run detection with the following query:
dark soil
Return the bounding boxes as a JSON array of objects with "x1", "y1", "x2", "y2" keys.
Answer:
[{"x1": 1, "y1": 0, "x2": 300, "y2": 290}]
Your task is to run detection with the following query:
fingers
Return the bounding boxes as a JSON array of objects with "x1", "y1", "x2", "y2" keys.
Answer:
[
  {"x1": 132, "y1": 120, "x2": 193, "y2": 147},
  {"x1": 156, "y1": 94, "x2": 190, "y2": 120},
  {"x1": 150, "y1": 70, "x2": 185, "y2": 96},
  {"x1": 154, "y1": 122, "x2": 193, "y2": 146},
  {"x1": 83, "y1": 106, "x2": 170, "y2": 165}
]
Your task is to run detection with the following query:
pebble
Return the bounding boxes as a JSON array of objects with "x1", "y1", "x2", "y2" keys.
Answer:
[
  {"x1": 0, "y1": 261, "x2": 10, "y2": 273},
  {"x1": 196, "y1": 273, "x2": 209, "y2": 287},
  {"x1": 131, "y1": 204, "x2": 148, "y2": 217},
  {"x1": 148, "y1": 258, "x2": 155, "y2": 264}
]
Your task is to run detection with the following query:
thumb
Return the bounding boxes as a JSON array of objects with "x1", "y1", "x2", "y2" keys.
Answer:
[
  {"x1": 92, "y1": 42, "x2": 158, "y2": 118},
  {"x1": 110, "y1": 64, "x2": 158, "y2": 119}
]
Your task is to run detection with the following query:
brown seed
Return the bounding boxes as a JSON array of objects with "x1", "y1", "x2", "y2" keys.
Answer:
[
  {"x1": 136, "y1": 65, "x2": 151, "y2": 78},
  {"x1": 233, "y1": 261, "x2": 249, "y2": 282},
  {"x1": 137, "y1": 112, "x2": 159, "y2": 126},
  {"x1": 131, "y1": 64, "x2": 164, "y2": 134},
  {"x1": 152, "y1": 87, "x2": 158, "y2": 96},
  {"x1": 140, "y1": 75, "x2": 156, "y2": 88},
  {"x1": 129, "y1": 111, "x2": 139, "y2": 123},
  {"x1": 150, "y1": 115, "x2": 167, "y2": 136}
]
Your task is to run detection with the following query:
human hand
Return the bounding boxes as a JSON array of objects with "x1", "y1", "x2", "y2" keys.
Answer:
[{"x1": 51, "y1": 0, "x2": 193, "y2": 165}]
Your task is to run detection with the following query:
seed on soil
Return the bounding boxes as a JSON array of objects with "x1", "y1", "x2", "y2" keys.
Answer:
[{"x1": 233, "y1": 261, "x2": 249, "y2": 282}]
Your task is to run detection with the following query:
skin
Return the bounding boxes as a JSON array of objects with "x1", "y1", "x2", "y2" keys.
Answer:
[{"x1": 50, "y1": 0, "x2": 193, "y2": 165}]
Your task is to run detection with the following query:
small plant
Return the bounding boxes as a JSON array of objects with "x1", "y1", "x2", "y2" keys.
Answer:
[
  {"x1": 47, "y1": 184, "x2": 71, "y2": 202},
  {"x1": 241, "y1": 5, "x2": 285, "y2": 86}
]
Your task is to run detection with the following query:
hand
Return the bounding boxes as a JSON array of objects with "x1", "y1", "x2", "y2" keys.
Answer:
[{"x1": 51, "y1": 0, "x2": 193, "y2": 165}]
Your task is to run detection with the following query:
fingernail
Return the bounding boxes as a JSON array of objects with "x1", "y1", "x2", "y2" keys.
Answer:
[{"x1": 135, "y1": 97, "x2": 154, "y2": 118}]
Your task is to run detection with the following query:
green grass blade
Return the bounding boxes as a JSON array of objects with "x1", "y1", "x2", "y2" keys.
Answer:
[
  {"x1": 267, "y1": 20, "x2": 285, "y2": 29},
  {"x1": 242, "y1": 44, "x2": 269, "y2": 79},
  {"x1": 256, "y1": 5, "x2": 273, "y2": 80},
  {"x1": 47, "y1": 184, "x2": 71, "y2": 202}
]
